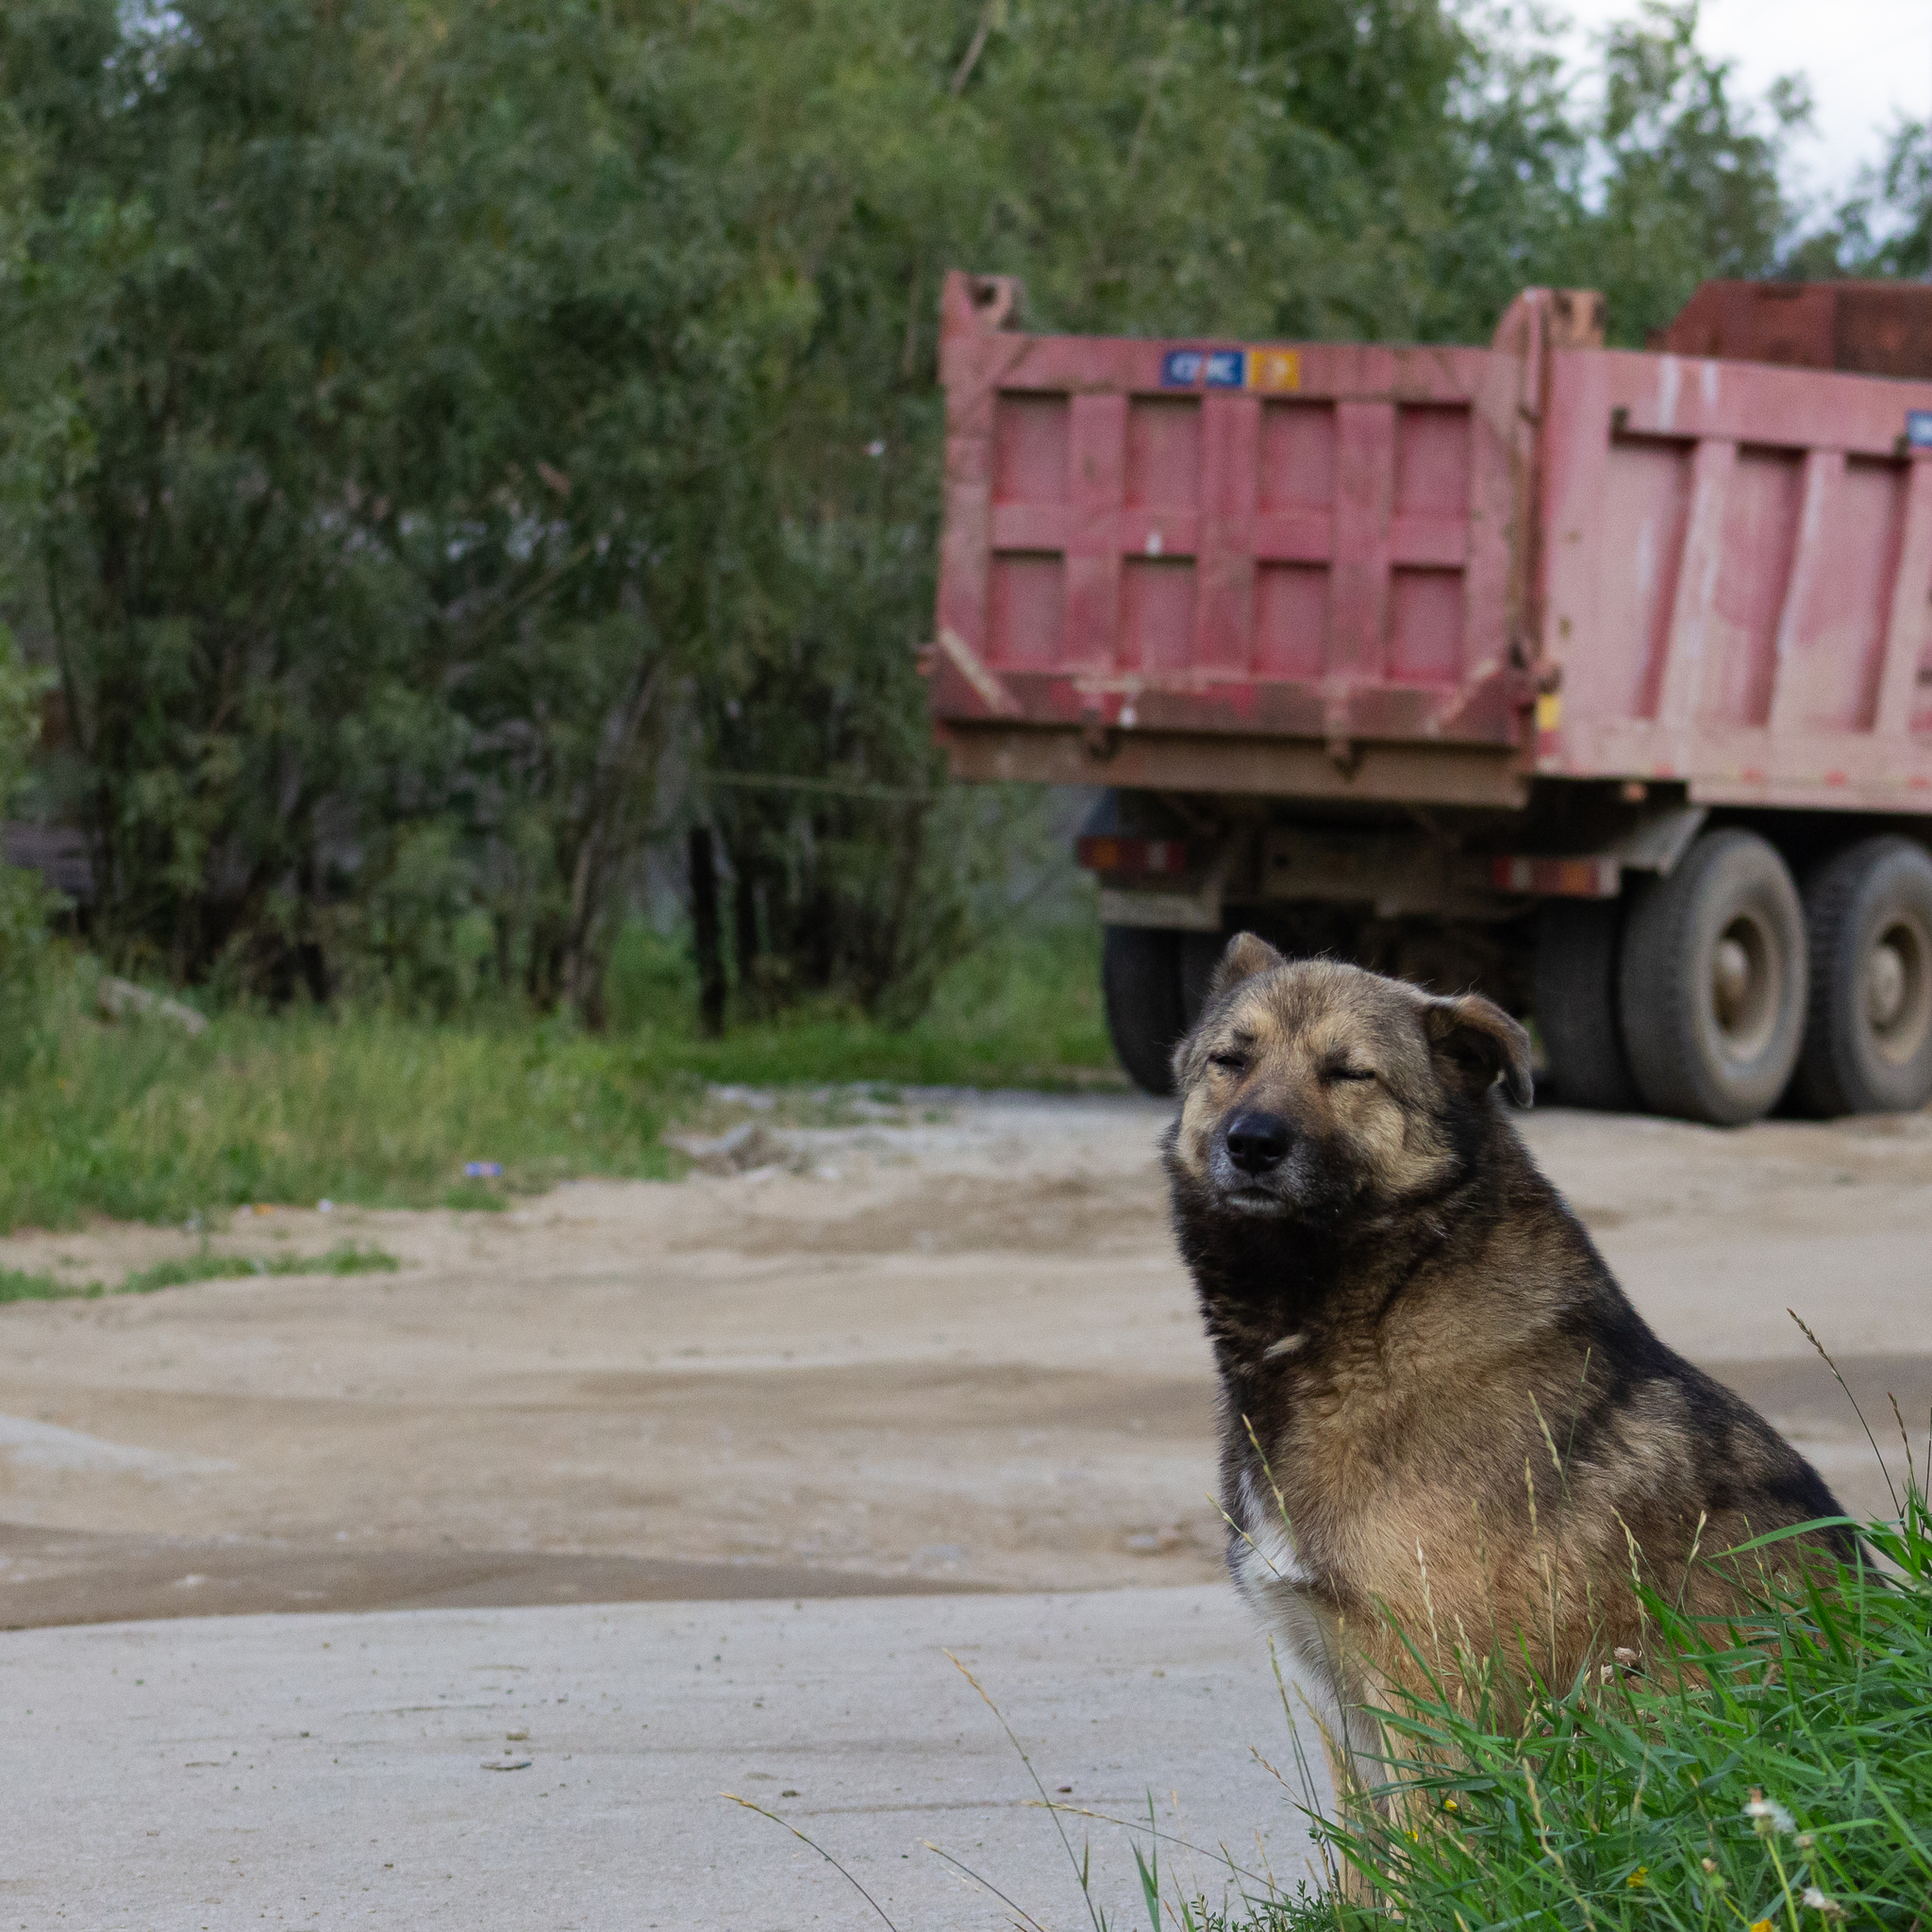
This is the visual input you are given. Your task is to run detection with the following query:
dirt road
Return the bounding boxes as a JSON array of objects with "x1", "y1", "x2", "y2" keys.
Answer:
[{"x1": 1, "y1": 1091, "x2": 1926, "y2": 1624}]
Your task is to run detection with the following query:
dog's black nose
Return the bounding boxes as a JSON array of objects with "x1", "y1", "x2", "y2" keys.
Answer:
[{"x1": 1224, "y1": 1111, "x2": 1291, "y2": 1175}]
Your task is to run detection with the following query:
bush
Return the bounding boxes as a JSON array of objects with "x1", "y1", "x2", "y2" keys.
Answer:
[{"x1": 0, "y1": 0, "x2": 1819, "y2": 1024}]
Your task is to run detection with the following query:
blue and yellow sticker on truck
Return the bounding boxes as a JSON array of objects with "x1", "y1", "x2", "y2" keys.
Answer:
[{"x1": 1159, "y1": 346, "x2": 1301, "y2": 392}]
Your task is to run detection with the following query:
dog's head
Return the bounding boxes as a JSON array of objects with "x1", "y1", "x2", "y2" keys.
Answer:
[{"x1": 1166, "y1": 936, "x2": 1532, "y2": 1230}]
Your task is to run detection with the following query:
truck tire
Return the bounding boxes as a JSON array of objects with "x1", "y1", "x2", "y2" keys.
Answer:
[
  {"x1": 1618, "y1": 830, "x2": 1807, "y2": 1124},
  {"x1": 1791, "y1": 837, "x2": 1932, "y2": 1115},
  {"x1": 1178, "y1": 930, "x2": 1226, "y2": 1031},
  {"x1": 1103, "y1": 925, "x2": 1186, "y2": 1096},
  {"x1": 1535, "y1": 899, "x2": 1639, "y2": 1110}
]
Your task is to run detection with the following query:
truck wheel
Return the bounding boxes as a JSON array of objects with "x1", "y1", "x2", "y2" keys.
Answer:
[
  {"x1": 1618, "y1": 830, "x2": 1807, "y2": 1125},
  {"x1": 1178, "y1": 930, "x2": 1226, "y2": 1031},
  {"x1": 1102, "y1": 925, "x2": 1186, "y2": 1096},
  {"x1": 1535, "y1": 900, "x2": 1638, "y2": 1110},
  {"x1": 1791, "y1": 838, "x2": 1932, "y2": 1115}
]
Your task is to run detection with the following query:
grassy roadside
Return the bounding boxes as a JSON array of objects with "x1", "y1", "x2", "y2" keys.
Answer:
[
  {"x1": 0, "y1": 919, "x2": 1116, "y2": 1234},
  {"x1": 1124, "y1": 1497, "x2": 1932, "y2": 1931}
]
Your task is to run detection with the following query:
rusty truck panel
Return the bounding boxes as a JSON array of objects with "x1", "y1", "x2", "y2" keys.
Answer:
[
  {"x1": 932, "y1": 273, "x2": 1534, "y2": 808},
  {"x1": 1537, "y1": 345, "x2": 1932, "y2": 808},
  {"x1": 932, "y1": 273, "x2": 1932, "y2": 814},
  {"x1": 1653, "y1": 277, "x2": 1932, "y2": 380}
]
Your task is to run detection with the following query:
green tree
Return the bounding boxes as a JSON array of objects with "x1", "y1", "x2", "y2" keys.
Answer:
[
  {"x1": 1813, "y1": 116, "x2": 1932, "y2": 279},
  {"x1": 0, "y1": 0, "x2": 1819, "y2": 1029},
  {"x1": 0, "y1": 0, "x2": 793, "y2": 1013},
  {"x1": 1585, "y1": 2, "x2": 1806, "y2": 339}
]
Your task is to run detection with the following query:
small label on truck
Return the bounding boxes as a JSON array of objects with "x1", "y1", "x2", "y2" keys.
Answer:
[
  {"x1": 1160, "y1": 347, "x2": 1301, "y2": 392},
  {"x1": 1908, "y1": 410, "x2": 1932, "y2": 450}
]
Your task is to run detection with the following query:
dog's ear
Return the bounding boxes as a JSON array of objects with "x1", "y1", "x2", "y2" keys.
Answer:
[
  {"x1": 1208, "y1": 931, "x2": 1285, "y2": 1003},
  {"x1": 1422, "y1": 993, "x2": 1533, "y2": 1108}
]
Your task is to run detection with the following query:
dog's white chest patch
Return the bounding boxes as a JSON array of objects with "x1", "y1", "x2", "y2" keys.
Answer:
[
  {"x1": 1231, "y1": 1468, "x2": 1314, "y2": 1592},
  {"x1": 1229, "y1": 1466, "x2": 1341, "y2": 1704}
]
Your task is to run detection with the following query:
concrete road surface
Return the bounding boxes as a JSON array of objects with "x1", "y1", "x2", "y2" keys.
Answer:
[{"x1": 0, "y1": 1585, "x2": 1320, "y2": 1931}]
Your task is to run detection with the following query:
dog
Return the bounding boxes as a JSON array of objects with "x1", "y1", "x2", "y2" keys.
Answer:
[{"x1": 1163, "y1": 934, "x2": 1854, "y2": 1818}]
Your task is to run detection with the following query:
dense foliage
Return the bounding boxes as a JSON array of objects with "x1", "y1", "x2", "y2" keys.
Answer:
[{"x1": 0, "y1": 0, "x2": 1909, "y2": 1023}]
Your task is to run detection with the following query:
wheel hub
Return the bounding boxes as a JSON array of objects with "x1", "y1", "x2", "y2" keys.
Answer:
[
  {"x1": 1712, "y1": 938, "x2": 1751, "y2": 1015},
  {"x1": 1709, "y1": 914, "x2": 1778, "y2": 1058},
  {"x1": 1867, "y1": 941, "x2": 1907, "y2": 1030},
  {"x1": 1865, "y1": 914, "x2": 1931, "y2": 1066}
]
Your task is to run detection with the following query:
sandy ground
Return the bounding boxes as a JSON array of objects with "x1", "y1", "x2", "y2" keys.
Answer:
[{"x1": 1, "y1": 1091, "x2": 1927, "y2": 1625}]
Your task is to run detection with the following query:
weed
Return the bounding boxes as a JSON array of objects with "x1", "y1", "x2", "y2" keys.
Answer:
[
  {"x1": 0, "y1": 1265, "x2": 85, "y2": 1305},
  {"x1": 0, "y1": 1244, "x2": 401, "y2": 1305},
  {"x1": 122, "y1": 1244, "x2": 402, "y2": 1295}
]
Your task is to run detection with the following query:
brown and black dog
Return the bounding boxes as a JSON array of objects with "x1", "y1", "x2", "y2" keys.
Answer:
[{"x1": 1164, "y1": 934, "x2": 1853, "y2": 1802}]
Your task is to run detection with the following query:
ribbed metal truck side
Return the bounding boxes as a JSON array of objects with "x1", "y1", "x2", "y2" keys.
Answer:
[{"x1": 926, "y1": 272, "x2": 1932, "y2": 1123}]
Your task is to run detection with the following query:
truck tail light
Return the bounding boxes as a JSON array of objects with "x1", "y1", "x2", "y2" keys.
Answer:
[
  {"x1": 1491, "y1": 856, "x2": 1621, "y2": 898},
  {"x1": 1075, "y1": 836, "x2": 1192, "y2": 877}
]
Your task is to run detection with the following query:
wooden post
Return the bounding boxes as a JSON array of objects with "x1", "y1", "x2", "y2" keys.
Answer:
[
  {"x1": 689, "y1": 824, "x2": 725, "y2": 1037},
  {"x1": 733, "y1": 859, "x2": 760, "y2": 1001}
]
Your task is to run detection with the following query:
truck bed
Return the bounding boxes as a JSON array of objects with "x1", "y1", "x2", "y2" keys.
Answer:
[{"x1": 930, "y1": 274, "x2": 1932, "y2": 815}]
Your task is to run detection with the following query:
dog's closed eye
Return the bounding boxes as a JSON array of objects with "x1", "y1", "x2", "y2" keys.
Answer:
[
  {"x1": 1209, "y1": 1051, "x2": 1249, "y2": 1074},
  {"x1": 1324, "y1": 1064, "x2": 1376, "y2": 1084}
]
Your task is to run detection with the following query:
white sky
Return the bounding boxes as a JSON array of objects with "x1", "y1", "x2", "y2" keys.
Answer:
[{"x1": 1556, "y1": 0, "x2": 1929, "y2": 209}]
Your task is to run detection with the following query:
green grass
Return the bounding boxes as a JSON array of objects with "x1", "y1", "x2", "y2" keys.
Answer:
[
  {"x1": 121, "y1": 1242, "x2": 402, "y2": 1294},
  {"x1": 1109, "y1": 1496, "x2": 1932, "y2": 1932},
  {"x1": 0, "y1": 920, "x2": 1115, "y2": 1234},
  {"x1": 605, "y1": 914, "x2": 1116, "y2": 1088},
  {"x1": 0, "y1": 1264, "x2": 88, "y2": 1303},
  {"x1": 0, "y1": 1242, "x2": 403, "y2": 1304}
]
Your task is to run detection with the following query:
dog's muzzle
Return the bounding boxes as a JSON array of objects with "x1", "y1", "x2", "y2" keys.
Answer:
[
  {"x1": 1224, "y1": 1111, "x2": 1291, "y2": 1174},
  {"x1": 1214, "y1": 1109, "x2": 1295, "y2": 1214}
]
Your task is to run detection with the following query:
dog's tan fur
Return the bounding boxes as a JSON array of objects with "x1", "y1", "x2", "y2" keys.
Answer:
[{"x1": 1164, "y1": 936, "x2": 1852, "y2": 1816}]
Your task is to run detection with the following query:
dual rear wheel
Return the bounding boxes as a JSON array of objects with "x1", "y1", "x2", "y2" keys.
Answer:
[
  {"x1": 1539, "y1": 830, "x2": 1932, "y2": 1123},
  {"x1": 1794, "y1": 837, "x2": 1932, "y2": 1115}
]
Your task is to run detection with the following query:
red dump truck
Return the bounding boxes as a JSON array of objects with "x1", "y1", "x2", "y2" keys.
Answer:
[{"x1": 926, "y1": 272, "x2": 1932, "y2": 1123}]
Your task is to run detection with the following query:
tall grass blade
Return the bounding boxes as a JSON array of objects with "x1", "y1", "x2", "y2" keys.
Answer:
[
  {"x1": 945, "y1": 1649, "x2": 1107, "y2": 1932},
  {"x1": 721, "y1": 1792, "x2": 902, "y2": 1929}
]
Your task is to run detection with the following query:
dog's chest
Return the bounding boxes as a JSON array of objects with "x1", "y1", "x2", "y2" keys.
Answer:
[
  {"x1": 1229, "y1": 1463, "x2": 1315, "y2": 1591},
  {"x1": 1245, "y1": 1338, "x2": 1435, "y2": 1489},
  {"x1": 1228, "y1": 1341, "x2": 1466, "y2": 1594},
  {"x1": 1227, "y1": 1463, "x2": 1338, "y2": 1680}
]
